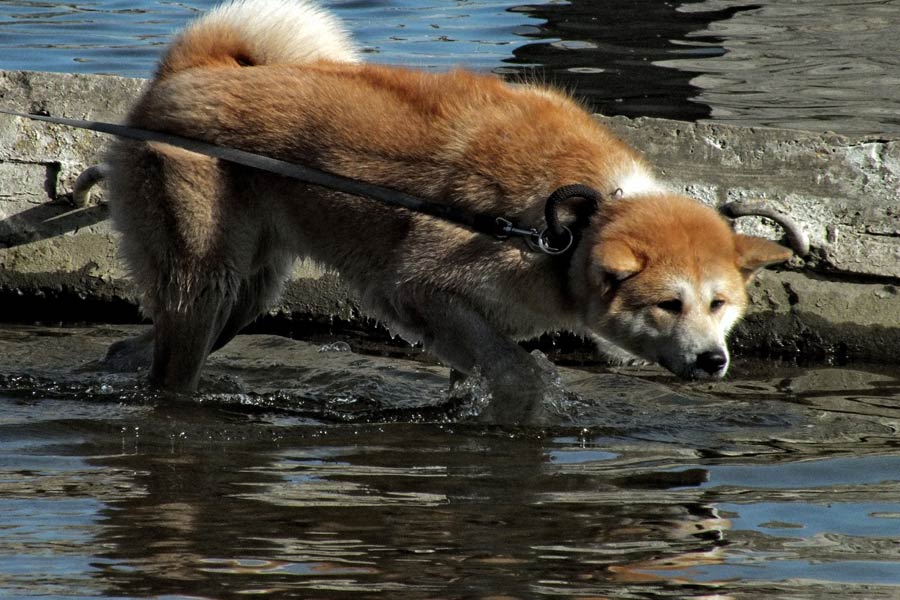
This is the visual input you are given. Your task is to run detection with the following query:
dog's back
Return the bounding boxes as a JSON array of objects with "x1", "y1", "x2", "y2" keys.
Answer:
[{"x1": 106, "y1": 0, "x2": 643, "y2": 334}]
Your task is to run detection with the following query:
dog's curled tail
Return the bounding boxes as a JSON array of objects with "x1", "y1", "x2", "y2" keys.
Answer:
[{"x1": 157, "y1": 0, "x2": 358, "y2": 79}]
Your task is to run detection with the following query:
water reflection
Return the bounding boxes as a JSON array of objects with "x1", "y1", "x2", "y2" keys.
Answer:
[
  {"x1": 661, "y1": 0, "x2": 900, "y2": 134},
  {"x1": 3, "y1": 327, "x2": 900, "y2": 597},
  {"x1": 91, "y1": 415, "x2": 291, "y2": 595},
  {"x1": 10, "y1": 408, "x2": 900, "y2": 598},
  {"x1": 504, "y1": 0, "x2": 758, "y2": 121},
  {"x1": 69, "y1": 420, "x2": 734, "y2": 598}
]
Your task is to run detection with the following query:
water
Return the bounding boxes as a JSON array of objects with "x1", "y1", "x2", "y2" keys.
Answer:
[
  {"x1": 0, "y1": 0, "x2": 898, "y2": 135},
  {"x1": 2, "y1": 324, "x2": 900, "y2": 598}
]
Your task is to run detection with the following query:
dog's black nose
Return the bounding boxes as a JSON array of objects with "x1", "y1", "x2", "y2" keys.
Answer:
[{"x1": 697, "y1": 350, "x2": 728, "y2": 374}]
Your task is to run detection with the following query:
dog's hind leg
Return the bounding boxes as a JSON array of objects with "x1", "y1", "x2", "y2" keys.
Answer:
[
  {"x1": 103, "y1": 261, "x2": 288, "y2": 377},
  {"x1": 149, "y1": 283, "x2": 237, "y2": 393},
  {"x1": 150, "y1": 268, "x2": 250, "y2": 393},
  {"x1": 149, "y1": 258, "x2": 289, "y2": 392}
]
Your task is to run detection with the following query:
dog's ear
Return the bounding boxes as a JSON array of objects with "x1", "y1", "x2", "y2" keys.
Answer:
[
  {"x1": 735, "y1": 234, "x2": 793, "y2": 281},
  {"x1": 591, "y1": 240, "x2": 644, "y2": 287}
]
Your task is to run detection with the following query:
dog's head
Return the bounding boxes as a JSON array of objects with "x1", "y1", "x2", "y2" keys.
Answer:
[{"x1": 571, "y1": 194, "x2": 792, "y2": 379}]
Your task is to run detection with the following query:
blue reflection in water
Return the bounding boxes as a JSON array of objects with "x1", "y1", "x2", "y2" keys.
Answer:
[
  {"x1": 667, "y1": 558, "x2": 900, "y2": 586},
  {"x1": 722, "y1": 501, "x2": 900, "y2": 538},
  {"x1": 639, "y1": 455, "x2": 900, "y2": 586},
  {"x1": 705, "y1": 455, "x2": 900, "y2": 489}
]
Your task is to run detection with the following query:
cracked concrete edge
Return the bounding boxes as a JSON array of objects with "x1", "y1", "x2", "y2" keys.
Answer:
[{"x1": 1, "y1": 70, "x2": 899, "y2": 362}]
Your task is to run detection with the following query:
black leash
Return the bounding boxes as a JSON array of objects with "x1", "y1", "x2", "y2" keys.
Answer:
[{"x1": 0, "y1": 108, "x2": 600, "y2": 255}]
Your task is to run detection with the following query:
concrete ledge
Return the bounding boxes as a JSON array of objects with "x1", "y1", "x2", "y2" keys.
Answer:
[
  {"x1": 602, "y1": 116, "x2": 900, "y2": 278},
  {"x1": 1, "y1": 70, "x2": 899, "y2": 362}
]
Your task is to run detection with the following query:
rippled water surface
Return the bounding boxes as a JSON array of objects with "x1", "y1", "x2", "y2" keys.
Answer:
[
  {"x1": 3, "y1": 325, "x2": 900, "y2": 598},
  {"x1": 0, "y1": 0, "x2": 898, "y2": 135}
]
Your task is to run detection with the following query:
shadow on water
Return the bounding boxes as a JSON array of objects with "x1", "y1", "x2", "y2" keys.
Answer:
[{"x1": 2, "y1": 325, "x2": 900, "y2": 598}]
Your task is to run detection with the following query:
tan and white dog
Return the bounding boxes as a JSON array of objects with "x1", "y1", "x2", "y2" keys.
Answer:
[{"x1": 101, "y1": 0, "x2": 792, "y2": 423}]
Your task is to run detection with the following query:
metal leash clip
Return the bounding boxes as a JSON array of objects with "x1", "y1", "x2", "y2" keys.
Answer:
[
  {"x1": 496, "y1": 217, "x2": 573, "y2": 255},
  {"x1": 527, "y1": 226, "x2": 574, "y2": 255},
  {"x1": 494, "y1": 217, "x2": 538, "y2": 240}
]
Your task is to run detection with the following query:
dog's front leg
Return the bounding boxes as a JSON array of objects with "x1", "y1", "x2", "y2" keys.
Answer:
[{"x1": 397, "y1": 290, "x2": 552, "y2": 426}]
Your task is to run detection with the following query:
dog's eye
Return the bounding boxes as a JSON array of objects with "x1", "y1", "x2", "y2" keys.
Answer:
[
  {"x1": 710, "y1": 299, "x2": 726, "y2": 312},
  {"x1": 656, "y1": 299, "x2": 683, "y2": 313}
]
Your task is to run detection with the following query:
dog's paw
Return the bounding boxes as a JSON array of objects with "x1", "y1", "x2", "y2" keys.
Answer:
[{"x1": 97, "y1": 333, "x2": 154, "y2": 372}]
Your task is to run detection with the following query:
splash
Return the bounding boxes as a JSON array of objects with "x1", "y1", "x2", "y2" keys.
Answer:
[{"x1": 445, "y1": 350, "x2": 583, "y2": 425}]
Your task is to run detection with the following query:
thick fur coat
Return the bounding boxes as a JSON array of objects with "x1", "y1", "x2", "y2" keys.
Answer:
[{"x1": 104, "y1": 0, "x2": 792, "y2": 423}]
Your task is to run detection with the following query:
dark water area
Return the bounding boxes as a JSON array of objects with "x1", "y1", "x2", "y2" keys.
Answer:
[
  {"x1": 3, "y1": 325, "x2": 900, "y2": 598},
  {"x1": 0, "y1": 0, "x2": 898, "y2": 135}
]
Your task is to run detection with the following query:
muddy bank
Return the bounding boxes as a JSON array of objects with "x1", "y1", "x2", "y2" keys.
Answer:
[{"x1": 1, "y1": 70, "x2": 898, "y2": 362}]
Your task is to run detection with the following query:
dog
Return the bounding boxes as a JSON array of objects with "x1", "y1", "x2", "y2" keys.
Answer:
[{"x1": 98, "y1": 0, "x2": 792, "y2": 424}]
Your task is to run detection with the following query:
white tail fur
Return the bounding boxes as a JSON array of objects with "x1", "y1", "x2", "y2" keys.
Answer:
[{"x1": 158, "y1": 0, "x2": 358, "y2": 77}]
